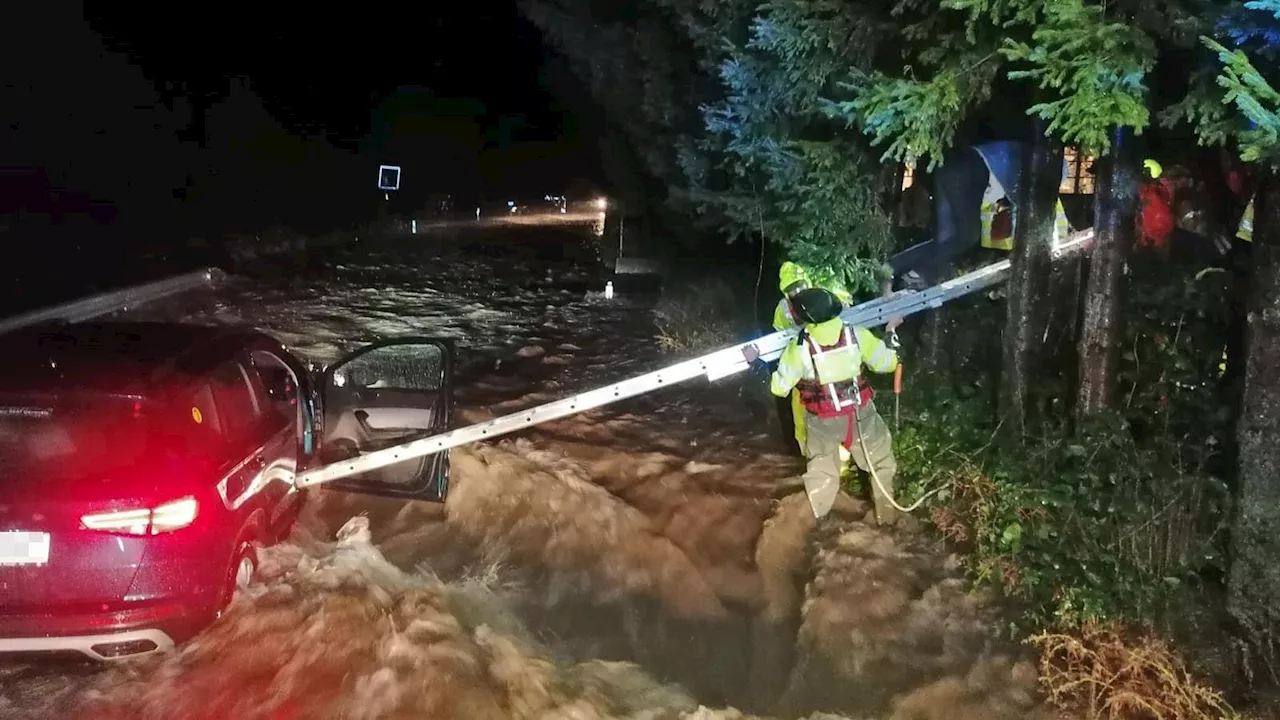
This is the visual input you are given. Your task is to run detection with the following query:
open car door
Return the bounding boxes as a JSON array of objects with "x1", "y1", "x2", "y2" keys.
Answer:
[{"x1": 314, "y1": 338, "x2": 453, "y2": 501}]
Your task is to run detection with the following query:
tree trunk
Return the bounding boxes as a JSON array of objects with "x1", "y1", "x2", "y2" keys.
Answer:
[
  {"x1": 1226, "y1": 172, "x2": 1280, "y2": 684},
  {"x1": 1222, "y1": 171, "x2": 1256, "y2": 477},
  {"x1": 889, "y1": 164, "x2": 906, "y2": 223},
  {"x1": 1039, "y1": 253, "x2": 1086, "y2": 419},
  {"x1": 1001, "y1": 123, "x2": 1064, "y2": 437},
  {"x1": 1077, "y1": 127, "x2": 1139, "y2": 419}
]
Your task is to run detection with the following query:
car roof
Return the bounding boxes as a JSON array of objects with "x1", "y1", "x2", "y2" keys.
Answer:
[{"x1": 0, "y1": 321, "x2": 273, "y2": 397}]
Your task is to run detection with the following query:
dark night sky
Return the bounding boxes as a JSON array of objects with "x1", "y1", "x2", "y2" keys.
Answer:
[
  {"x1": 86, "y1": 2, "x2": 570, "y2": 146},
  {"x1": 1, "y1": 1, "x2": 595, "y2": 239}
]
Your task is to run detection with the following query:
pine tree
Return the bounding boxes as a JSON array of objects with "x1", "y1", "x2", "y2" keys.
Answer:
[
  {"x1": 1164, "y1": 0, "x2": 1280, "y2": 683},
  {"x1": 695, "y1": 0, "x2": 896, "y2": 291},
  {"x1": 824, "y1": 0, "x2": 1157, "y2": 426}
]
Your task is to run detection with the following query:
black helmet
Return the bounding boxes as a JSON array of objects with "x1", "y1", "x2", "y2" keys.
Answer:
[{"x1": 790, "y1": 287, "x2": 842, "y2": 325}]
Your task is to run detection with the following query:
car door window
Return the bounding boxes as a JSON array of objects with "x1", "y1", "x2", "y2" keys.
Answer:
[
  {"x1": 331, "y1": 344, "x2": 444, "y2": 392},
  {"x1": 190, "y1": 383, "x2": 223, "y2": 435},
  {"x1": 248, "y1": 350, "x2": 300, "y2": 428},
  {"x1": 209, "y1": 362, "x2": 261, "y2": 445},
  {"x1": 175, "y1": 382, "x2": 226, "y2": 463}
]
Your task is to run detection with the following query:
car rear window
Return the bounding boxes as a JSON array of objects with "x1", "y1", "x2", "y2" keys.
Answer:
[{"x1": 0, "y1": 395, "x2": 169, "y2": 472}]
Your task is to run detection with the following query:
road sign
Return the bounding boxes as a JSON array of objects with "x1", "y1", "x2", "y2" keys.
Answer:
[{"x1": 378, "y1": 165, "x2": 400, "y2": 192}]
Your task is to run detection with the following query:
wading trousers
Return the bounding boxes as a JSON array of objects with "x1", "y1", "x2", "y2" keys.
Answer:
[{"x1": 802, "y1": 400, "x2": 899, "y2": 526}]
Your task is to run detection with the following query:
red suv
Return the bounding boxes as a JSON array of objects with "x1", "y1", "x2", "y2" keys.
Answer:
[{"x1": 0, "y1": 321, "x2": 453, "y2": 660}]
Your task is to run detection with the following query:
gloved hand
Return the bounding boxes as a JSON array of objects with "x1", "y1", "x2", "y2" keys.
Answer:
[
  {"x1": 741, "y1": 343, "x2": 771, "y2": 381},
  {"x1": 887, "y1": 331, "x2": 901, "y2": 351}
]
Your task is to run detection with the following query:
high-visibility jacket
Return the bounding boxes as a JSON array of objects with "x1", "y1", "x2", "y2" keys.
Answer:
[
  {"x1": 980, "y1": 198, "x2": 1071, "y2": 251},
  {"x1": 773, "y1": 264, "x2": 855, "y2": 449},
  {"x1": 769, "y1": 318, "x2": 898, "y2": 417},
  {"x1": 980, "y1": 201, "x2": 1014, "y2": 250},
  {"x1": 773, "y1": 299, "x2": 800, "y2": 332},
  {"x1": 778, "y1": 261, "x2": 808, "y2": 293}
]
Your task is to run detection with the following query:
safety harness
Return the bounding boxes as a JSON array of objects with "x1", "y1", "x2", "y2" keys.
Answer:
[{"x1": 795, "y1": 325, "x2": 873, "y2": 418}]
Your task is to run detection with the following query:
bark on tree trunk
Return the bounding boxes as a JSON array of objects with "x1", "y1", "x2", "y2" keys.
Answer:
[
  {"x1": 1039, "y1": 253, "x2": 1085, "y2": 418},
  {"x1": 1001, "y1": 123, "x2": 1064, "y2": 437},
  {"x1": 1077, "y1": 127, "x2": 1140, "y2": 419},
  {"x1": 879, "y1": 162, "x2": 903, "y2": 212},
  {"x1": 1226, "y1": 172, "x2": 1280, "y2": 684}
]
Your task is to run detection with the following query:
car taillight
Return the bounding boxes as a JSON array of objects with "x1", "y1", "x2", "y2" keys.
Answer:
[{"x1": 81, "y1": 497, "x2": 199, "y2": 535}]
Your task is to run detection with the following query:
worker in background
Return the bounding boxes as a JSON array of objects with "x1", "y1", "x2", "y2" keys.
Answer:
[
  {"x1": 978, "y1": 167, "x2": 1016, "y2": 251},
  {"x1": 1137, "y1": 159, "x2": 1176, "y2": 252},
  {"x1": 977, "y1": 160, "x2": 1072, "y2": 252},
  {"x1": 886, "y1": 142, "x2": 1073, "y2": 291},
  {"x1": 1140, "y1": 160, "x2": 1235, "y2": 263},
  {"x1": 743, "y1": 287, "x2": 903, "y2": 526},
  {"x1": 772, "y1": 261, "x2": 852, "y2": 331}
]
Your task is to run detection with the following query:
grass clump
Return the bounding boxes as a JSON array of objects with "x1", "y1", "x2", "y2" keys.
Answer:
[
  {"x1": 1028, "y1": 623, "x2": 1241, "y2": 720},
  {"x1": 653, "y1": 277, "x2": 753, "y2": 354}
]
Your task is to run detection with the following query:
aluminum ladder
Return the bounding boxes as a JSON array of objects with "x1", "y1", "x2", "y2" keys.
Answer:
[{"x1": 295, "y1": 231, "x2": 1093, "y2": 488}]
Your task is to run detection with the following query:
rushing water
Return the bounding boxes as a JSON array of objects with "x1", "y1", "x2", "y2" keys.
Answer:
[{"x1": 0, "y1": 220, "x2": 1054, "y2": 720}]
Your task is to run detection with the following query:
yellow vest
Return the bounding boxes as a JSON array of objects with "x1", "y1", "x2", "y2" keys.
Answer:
[
  {"x1": 980, "y1": 198, "x2": 1071, "y2": 251},
  {"x1": 1238, "y1": 197, "x2": 1254, "y2": 242},
  {"x1": 979, "y1": 201, "x2": 1012, "y2": 250}
]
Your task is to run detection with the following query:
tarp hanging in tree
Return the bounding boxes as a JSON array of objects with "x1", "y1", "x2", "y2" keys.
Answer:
[{"x1": 973, "y1": 141, "x2": 1024, "y2": 198}]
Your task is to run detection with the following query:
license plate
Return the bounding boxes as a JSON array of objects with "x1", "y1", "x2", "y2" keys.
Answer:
[{"x1": 0, "y1": 531, "x2": 50, "y2": 566}]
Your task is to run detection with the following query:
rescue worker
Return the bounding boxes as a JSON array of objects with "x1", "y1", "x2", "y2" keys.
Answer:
[
  {"x1": 743, "y1": 287, "x2": 903, "y2": 526},
  {"x1": 1137, "y1": 159, "x2": 1176, "y2": 251},
  {"x1": 771, "y1": 261, "x2": 853, "y2": 332},
  {"x1": 978, "y1": 170, "x2": 1015, "y2": 251},
  {"x1": 772, "y1": 262, "x2": 852, "y2": 450},
  {"x1": 887, "y1": 141, "x2": 1074, "y2": 292},
  {"x1": 977, "y1": 163, "x2": 1072, "y2": 252}
]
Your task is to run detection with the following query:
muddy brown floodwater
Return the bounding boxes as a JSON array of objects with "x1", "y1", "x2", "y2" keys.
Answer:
[{"x1": 0, "y1": 222, "x2": 1070, "y2": 719}]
